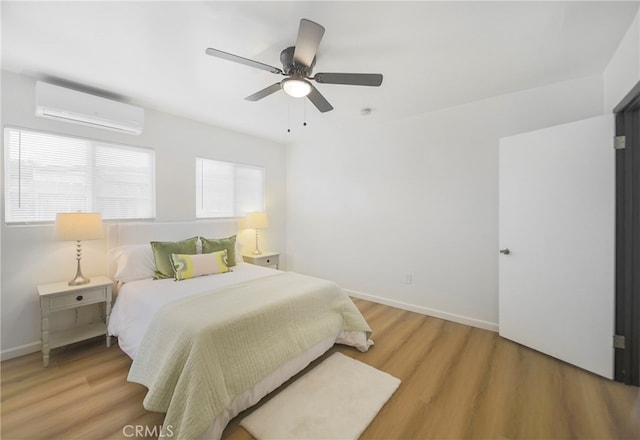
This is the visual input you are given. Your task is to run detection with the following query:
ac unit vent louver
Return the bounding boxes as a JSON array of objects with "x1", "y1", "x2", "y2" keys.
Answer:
[{"x1": 35, "y1": 81, "x2": 144, "y2": 135}]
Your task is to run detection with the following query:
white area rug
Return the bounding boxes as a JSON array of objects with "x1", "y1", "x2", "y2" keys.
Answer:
[{"x1": 240, "y1": 352, "x2": 401, "y2": 440}]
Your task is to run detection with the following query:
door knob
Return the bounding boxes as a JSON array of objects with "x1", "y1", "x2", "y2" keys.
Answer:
[{"x1": 499, "y1": 248, "x2": 511, "y2": 255}]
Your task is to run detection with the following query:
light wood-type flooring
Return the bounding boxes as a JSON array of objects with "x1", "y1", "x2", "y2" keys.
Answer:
[{"x1": 2, "y1": 298, "x2": 639, "y2": 439}]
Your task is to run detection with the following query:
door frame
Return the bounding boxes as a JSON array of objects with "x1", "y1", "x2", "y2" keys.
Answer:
[{"x1": 613, "y1": 80, "x2": 640, "y2": 386}]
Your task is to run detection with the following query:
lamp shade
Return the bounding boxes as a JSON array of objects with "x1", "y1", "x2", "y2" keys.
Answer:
[
  {"x1": 54, "y1": 212, "x2": 104, "y2": 241},
  {"x1": 245, "y1": 212, "x2": 269, "y2": 230}
]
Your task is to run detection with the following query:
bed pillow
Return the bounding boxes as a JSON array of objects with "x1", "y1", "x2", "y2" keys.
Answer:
[
  {"x1": 200, "y1": 235, "x2": 238, "y2": 266},
  {"x1": 110, "y1": 244, "x2": 156, "y2": 282},
  {"x1": 170, "y1": 250, "x2": 230, "y2": 281},
  {"x1": 150, "y1": 237, "x2": 198, "y2": 279},
  {"x1": 235, "y1": 241, "x2": 244, "y2": 263}
]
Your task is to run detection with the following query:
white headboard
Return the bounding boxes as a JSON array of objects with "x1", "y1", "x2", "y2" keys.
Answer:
[
  {"x1": 106, "y1": 220, "x2": 240, "y2": 279},
  {"x1": 107, "y1": 220, "x2": 239, "y2": 248}
]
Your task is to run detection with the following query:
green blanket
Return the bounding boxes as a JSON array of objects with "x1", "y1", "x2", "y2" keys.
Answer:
[{"x1": 127, "y1": 272, "x2": 372, "y2": 440}]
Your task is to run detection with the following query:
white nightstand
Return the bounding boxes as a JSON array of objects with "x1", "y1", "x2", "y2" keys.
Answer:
[
  {"x1": 37, "y1": 276, "x2": 113, "y2": 367},
  {"x1": 243, "y1": 252, "x2": 280, "y2": 269}
]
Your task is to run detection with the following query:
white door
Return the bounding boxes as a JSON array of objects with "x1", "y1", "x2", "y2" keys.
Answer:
[{"x1": 498, "y1": 114, "x2": 615, "y2": 379}]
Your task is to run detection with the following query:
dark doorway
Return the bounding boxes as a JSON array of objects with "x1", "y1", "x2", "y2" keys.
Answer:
[{"x1": 613, "y1": 80, "x2": 640, "y2": 386}]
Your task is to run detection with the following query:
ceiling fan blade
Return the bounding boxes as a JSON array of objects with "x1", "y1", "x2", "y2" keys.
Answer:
[
  {"x1": 245, "y1": 83, "x2": 282, "y2": 101},
  {"x1": 314, "y1": 73, "x2": 383, "y2": 87},
  {"x1": 293, "y1": 19, "x2": 325, "y2": 68},
  {"x1": 306, "y1": 83, "x2": 333, "y2": 113},
  {"x1": 206, "y1": 48, "x2": 283, "y2": 75}
]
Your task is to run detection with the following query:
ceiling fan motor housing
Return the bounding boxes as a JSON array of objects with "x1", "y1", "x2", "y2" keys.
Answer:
[{"x1": 280, "y1": 46, "x2": 315, "y2": 76}]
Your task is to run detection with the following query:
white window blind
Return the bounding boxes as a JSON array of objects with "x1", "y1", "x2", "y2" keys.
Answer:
[
  {"x1": 4, "y1": 127, "x2": 155, "y2": 223},
  {"x1": 196, "y1": 157, "x2": 264, "y2": 218}
]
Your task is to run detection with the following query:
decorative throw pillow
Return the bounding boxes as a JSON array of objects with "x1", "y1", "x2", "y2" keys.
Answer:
[
  {"x1": 150, "y1": 237, "x2": 198, "y2": 279},
  {"x1": 170, "y1": 250, "x2": 230, "y2": 281},
  {"x1": 200, "y1": 235, "x2": 238, "y2": 266}
]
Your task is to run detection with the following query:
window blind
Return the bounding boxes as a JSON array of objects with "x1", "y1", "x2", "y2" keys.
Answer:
[
  {"x1": 195, "y1": 157, "x2": 264, "y2": 218},
  {"x1": 4, "y1": 127, "x2": 155, "y2": 223}
]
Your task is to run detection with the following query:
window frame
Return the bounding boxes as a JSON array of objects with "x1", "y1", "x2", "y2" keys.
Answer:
[
  {"x1": 195, "y1": 157, "x2": 266, "y2": 219},
  {"x1": 3, "y1": 126, "x2": 156, "y2": 224}
]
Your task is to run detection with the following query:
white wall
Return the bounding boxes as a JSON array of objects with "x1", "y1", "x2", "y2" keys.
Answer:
[
  {"x1": 604, "y1": 10, "x2": 640, "y2": 111},
  {"x1": 286, "y1": 74, "x2": 605, "y2": 330},
  {"x1": 0, "y1": 71, "x2": 287, "y2": 359}
]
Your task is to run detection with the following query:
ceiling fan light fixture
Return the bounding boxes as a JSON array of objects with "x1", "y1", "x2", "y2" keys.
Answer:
[{"x1": 281, "y1": 77, "x2": 312, "y2": 98}]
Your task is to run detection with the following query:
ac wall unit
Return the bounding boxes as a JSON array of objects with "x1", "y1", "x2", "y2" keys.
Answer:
[{"x1": 35, "y1": 81, "x2": 144, "y2": 135}]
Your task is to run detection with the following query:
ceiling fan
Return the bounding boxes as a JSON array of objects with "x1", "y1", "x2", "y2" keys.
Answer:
[{"x1": 205, "y1": 18, "x2": 383, "y2": 113}]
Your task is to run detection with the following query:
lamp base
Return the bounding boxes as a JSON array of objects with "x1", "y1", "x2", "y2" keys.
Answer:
[
  {"x1": 252, "y1": 229, "x2": 263, "y2": 255},
  {"x1": 68, "y1": 275, "x2": 91, "y2": 286},
  {"x1": 68, "y1": 257, "x2": 90, "y2": 286}
]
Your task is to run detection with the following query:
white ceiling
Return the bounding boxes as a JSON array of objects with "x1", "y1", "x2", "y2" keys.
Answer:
[{"x1": 2, "y1": 1, "x2": 638, "y2": 143}]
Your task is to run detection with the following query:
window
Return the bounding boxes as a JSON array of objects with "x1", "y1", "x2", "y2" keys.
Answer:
[
  {"x1": 196, "y1": 157, "x2": 265, "y2": 218},
  {"x1": 4, "y1": 127, "x2": 155, "y2": 223}
]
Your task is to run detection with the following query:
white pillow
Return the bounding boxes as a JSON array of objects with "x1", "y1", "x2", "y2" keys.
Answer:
[
  {"x1": 110, "y1": 244, "x2": 156, "y2": 283},
  {"x1": 235, "y1": 241, "x2": 244, "y2": 263}
]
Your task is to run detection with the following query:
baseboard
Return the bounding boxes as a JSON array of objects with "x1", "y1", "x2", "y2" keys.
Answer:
[
  {"x1": 1, "y1": 341, "x2": 41, "y2": 361},
  {"x1": 344, "y1": 289, "x2": 499, "y2": 333}
]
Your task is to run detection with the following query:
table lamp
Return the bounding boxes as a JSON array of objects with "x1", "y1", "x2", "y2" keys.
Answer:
[
  {"x1": 55, "y1": 212, "x2": 104, "y2": 285},
  {"x1": 245, "y1": 211, "x2": 268, "y2": 255}
]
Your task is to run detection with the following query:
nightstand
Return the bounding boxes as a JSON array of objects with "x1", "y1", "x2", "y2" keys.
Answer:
[
  {"x1": 37, "y1": 276, "x2": 113, "y2": 367},
  {"x1": 243, "y1": 252, "x2": 280, "y2": 269}
]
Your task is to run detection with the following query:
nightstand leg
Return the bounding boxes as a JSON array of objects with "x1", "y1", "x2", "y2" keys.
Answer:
[
  {"x1": 40, "y1": 296, "x2": 51, "y2": 367},
  {"x1": 41, "y1": 315, "x2": 50, "y2": 367},
  {"x1": 105, "y1": 296, "x2": 112, "y2": 348},
  {"x1": 42, "y1": 347, "x2": 50, "y2": 367}
]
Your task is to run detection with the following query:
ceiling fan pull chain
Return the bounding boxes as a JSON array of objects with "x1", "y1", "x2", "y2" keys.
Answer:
[
  {"x1": 303, "y1": 100, "x2": 307, "y2": 127},
  {"x1": 287, "y1": 102, "x2": 291, "y2": 133}
]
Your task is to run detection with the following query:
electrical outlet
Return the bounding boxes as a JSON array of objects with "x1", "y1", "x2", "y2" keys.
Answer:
[{"x1": 403, "y1": 273, "x2": 413, "y2": 284}]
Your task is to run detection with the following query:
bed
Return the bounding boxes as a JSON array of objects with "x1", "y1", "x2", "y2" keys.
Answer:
[{"x1": 106, "y1": 221, "x2": 373, "y2": 440}]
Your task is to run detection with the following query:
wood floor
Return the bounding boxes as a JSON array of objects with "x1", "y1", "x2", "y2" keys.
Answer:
[{"x1": 2, "y1": 298, "x2": 639, "y2": 439}]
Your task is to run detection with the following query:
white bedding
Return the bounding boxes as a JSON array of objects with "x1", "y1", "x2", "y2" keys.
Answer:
[
  {"x1": 109, "y1": 262, "x2": 372, "y2": 439},
  {"x1": 108, "y1": 262, "x2": 280, "y2": 359}
]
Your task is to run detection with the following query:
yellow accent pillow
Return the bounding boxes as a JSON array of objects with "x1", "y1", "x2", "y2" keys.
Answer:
[{"x1": 169, "y1": 250, "x2": 230, "y2": 281}]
